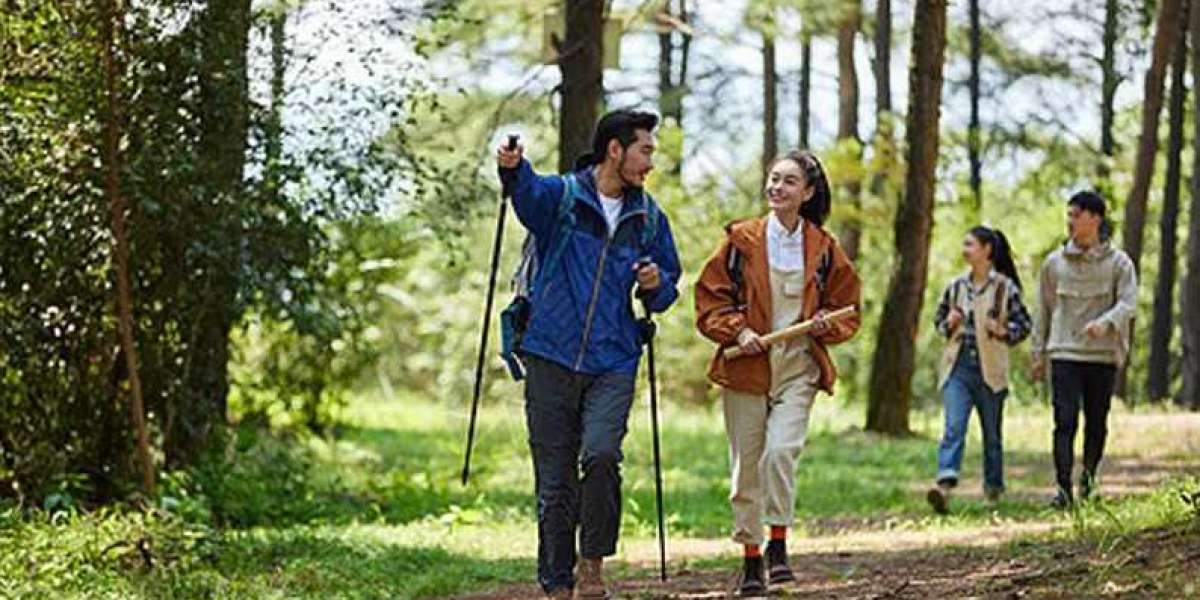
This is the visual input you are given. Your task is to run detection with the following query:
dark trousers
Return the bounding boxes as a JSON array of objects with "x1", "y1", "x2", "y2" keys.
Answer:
[
  {"x1": 1051, "y1": 359, "x2": 1117, "y2": 493},
  {"x1": 524, "y1": 354, "x2": 635, "y2": 593}
]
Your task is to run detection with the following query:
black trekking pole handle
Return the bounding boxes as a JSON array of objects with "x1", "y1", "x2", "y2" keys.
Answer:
[{"x1": 462, "y1": 133, "x2": 521, "y2": 487}]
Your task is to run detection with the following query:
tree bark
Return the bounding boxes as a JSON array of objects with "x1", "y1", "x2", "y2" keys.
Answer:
[
  {"x1": 763, "y1": 29, "x2": 778, "y2": 182},
  {"x1": 968, "y1": 0, "x2": 982, "y2": 213},
  {"x1": 658, "y1": 0, "x2": 689, "y2": 175},
  {"x1": 799, "y1": 31, "x2": 812, "y2": 149},
  {"x1": 1119, "y1": 0, "x2": 1182, "y2": 402},
  {"x1": 101, "y1": 0, "x2": 154, "y2": 494},
  {"x1": 170, "y1": 0, "x2": 252, "y2": 467},
  {"x1": 558, "y1": 0, "x2": 605, "y2": 173},
  {"x1": 838, "y1": 0, "x2": 862, "y2": 261},
  {"x1": 866, "y1": 0, "x2": 948, "y2": 435},
  {"x1": 1148, "y1": 0, "x2": 1189, "y2": 402},
  {"x1": 873, "y1": 0, "x2": 892, "y2": 116},
  {"x1": 265, "y1": 7, "x2": 286, "y2": 198},
  {"x1": 1180, "y1": 0, "x2": 1200, "y2": 409},
  {"x1": 1098, "y1": 0, "x2": 1120, "y2": 193}
]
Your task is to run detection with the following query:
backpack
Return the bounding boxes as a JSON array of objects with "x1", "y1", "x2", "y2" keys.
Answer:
[
  {"x1": 498, "y1": 174, "x2": 662, "y2": 380},
  {"x1": 726, "y1": 231, "x2": 835, "y2": 316}
]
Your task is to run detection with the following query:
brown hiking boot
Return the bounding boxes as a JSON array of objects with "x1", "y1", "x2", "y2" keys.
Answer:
[
  {"x1": 574, "y1": 558, "x2": 611, "y2": 600},
  {"x1": 926, "y1": 483, "x2": 952, "y2": 515}
]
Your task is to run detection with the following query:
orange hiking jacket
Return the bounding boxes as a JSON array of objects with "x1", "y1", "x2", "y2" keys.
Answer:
[{"x1": 694, "y1": 218, "x2": 862, "y2": 395}]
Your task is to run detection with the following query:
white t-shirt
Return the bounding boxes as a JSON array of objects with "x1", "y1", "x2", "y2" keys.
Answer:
[{"x1": 599, "y1": 193, "x2": 623, "y2": 237}]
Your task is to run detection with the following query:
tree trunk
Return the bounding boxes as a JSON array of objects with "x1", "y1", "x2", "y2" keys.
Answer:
[
  {"x1": 1119, "y1": 0, "x2": 1182, "y2": 402},
  {"x1": 170, "y1": 0, "x2": 252, "y2": 467},
  {"x1": 265, "y1": 7, "x2": 286, "y2": 198},
  {"x1": 1180, "y1": 0, "x2": 1200, "y2": 409},
  {"x1": 101, "y1": 0, "x2": 154, "y2": 494},
  {"x1": 799, "y1": 31, "x2": 812, "y2": 149},
  {"x1": 1098, "y1": 0, "x2": 1120, "y2": 193},
  {"x1": 658, "y1": 0, "x2": 689, "y2": 175},
  {"x1": 558, "y1": 0, "x2": 605, "y2": 173},
  {"x1": 838, "y1": 0, "x2": 862, "y2": 261},
  {"x1": 873, "y1": 0, "x2": 892, "y2": 116},
  {"x1": 763, "y1": 29, "x2": 778, "y2": 182},
  {"x1": 1149, "y1": 0, "x2": 1189, "y2": 402},
  {"x1": 968, "y1": 0, "x2": 982, "y2": 213},
  {"x1": 866, "y1": 0, "x2": 948, "y2": 435}
]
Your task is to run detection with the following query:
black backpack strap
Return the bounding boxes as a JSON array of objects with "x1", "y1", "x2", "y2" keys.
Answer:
[
  {"x1": 727, "y1": 245, "x2": 746, "y2": 310},
  {"x1": 815, "y1": 244, "x2": 834, "y2": 302},
  {"x1": 989, "y1": 277, "x2": 1007, "y2": 320}
]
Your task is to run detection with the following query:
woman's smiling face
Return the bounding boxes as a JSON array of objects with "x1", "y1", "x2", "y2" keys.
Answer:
[{"x1": 765, "y1": 158, "x2": 814, "y2": 216}]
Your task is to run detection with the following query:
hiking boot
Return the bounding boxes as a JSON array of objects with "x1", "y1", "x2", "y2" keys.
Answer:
[
  {"x1": 738, "y1": 555, "x2": 766, "y2": 597},
  {"x1": 1050, "y1": 487, "x2": 1074, "y2": 510},
  {"x1": 574, "y1": 558, "x2": 610, "y2": 600},
  {"x1": 766, "y1": 539, "x2": 795, "y2": 584},
  {"x1": 927, "y1": 483, "x2": 952, "y2": 515},
  {"x1": 1079, "y1": 471, "x2": 1096, "y2": 501},
  {"x1": 985, "y1": 488, "x2": 1003, "y2": 504},
  {"x1": 546, "y1": 589, "x2": 573, "y2": 600}
]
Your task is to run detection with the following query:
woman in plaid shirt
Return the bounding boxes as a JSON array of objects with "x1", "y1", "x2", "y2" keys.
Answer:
[{"x1": 926, "y1": 226, "x2": 1033, "y2": 514}]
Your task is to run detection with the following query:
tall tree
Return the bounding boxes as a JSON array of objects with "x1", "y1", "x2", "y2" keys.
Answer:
[
  {"x1": 1148, "y1": 0, "x2": 1189, "y2": 402},
  {"x1": 763, "y1": 25, "x2": 779, "y2": 180},
  {"x1": 1098, "y1": 0, "x2": 1121, "y2": 193},
  {"x1": 1181, "y1": 0, "x2": 1200, "y2": 409},
  {"x1": 837, "y1": 0, "x2": 863, "y2": 260},
  {"x1": 873, "y1": 0, "x2": 893, "y2": 119},
  {"x1": 799, "y1": 28, "x2": 813, "y2": 148},
  {"x1": 170, "y1": 0, "x2": 252, "y2": 466},
  {"x1": 557, "y1": 0, "x2": 605, "y2": 173},
  {"x1": 265, "y1": 3, "x2": 287, "y2": 200},
  {"x1": 100, "y1": 0, "x2": 154, "y2": 494},
  {"x1": 866, "y1": 0, "x2": 948, "y2": 435},
  {"x1": 1119, "y1": 0, "x2": 1182, "y2": 401},
  {"x1": 967, "y1": 0, "x2": 982, "y2": 212}
]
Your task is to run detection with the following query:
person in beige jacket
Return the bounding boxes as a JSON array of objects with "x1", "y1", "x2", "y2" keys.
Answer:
[{"x1": 1031, "y1": 191, "x2": 1137, "y2": 508}]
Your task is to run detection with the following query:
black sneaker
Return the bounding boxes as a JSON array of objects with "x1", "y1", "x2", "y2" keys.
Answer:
[
  {"x1": 1079, "y1": 471, "x2": 1096, "y2": 501},
  {"x1": 1050, "y1": 488, "x2": 1074, "y2": 510},
  {"x1": 738, "y1": 555, "x2": 766, "y2": 597},
  {"x1": 766, "y1": 539, "x2": 795, "y2": 584}
]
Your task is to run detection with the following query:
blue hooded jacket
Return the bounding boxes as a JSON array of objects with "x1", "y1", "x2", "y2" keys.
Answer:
[{"x1": 508, "y1": 158, "x2": 681, "y2": 375}]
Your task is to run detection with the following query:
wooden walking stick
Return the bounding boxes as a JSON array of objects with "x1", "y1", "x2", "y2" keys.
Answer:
[{"x1": 722, "y1": 305, "x2": 858, "y2": 360}]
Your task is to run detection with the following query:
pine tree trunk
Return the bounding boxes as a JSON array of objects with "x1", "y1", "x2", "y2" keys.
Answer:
[
  {"x1": 1099, "y1": 0, "x2": 1120, "y2": 193},
  {"x1": 101, "y1": 0, "x2": 154, "y2": 493},
  {"x1": 799, "y1": 32, "x2": 812, "y2": 149},
  {"x1": 558, "y1": 0, "x2": 605, "y2": 173},
  {"x1": 1119, "y1": 0, "x2": 1182, "y2": 402},
  {"x1": 838, "y1": 0, "x2": 862, "y2": 261},
  {"x1": 968, "y1": 0, "x2": 982, "y2": 213},
  {"x1": 866, "y1": 0, "x2": 948, "y2": 435},
  {"x1": 265, "y1": 7, "x2": 286, "y2": 199},
  {"x1": 763, "y1": 30, "x2": 778, "y2": 181},
  {"x1": 1180, "y1": 0, "x2": 1200, "y2": 409},
  {"x1": 1148, "y1": 0, "x2": 1189, "y2": 402},
  {"x1": 658, "y1": 0, "x2": 689, "y2": 175}
]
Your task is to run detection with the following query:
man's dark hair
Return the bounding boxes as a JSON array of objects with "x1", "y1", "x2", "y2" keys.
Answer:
[
  {"x1": 1068, "y1": 190, "x2": 1107, "y2": 218},
  {"x1": 576, "y1": 108, "x2": 659, "y2": 170}
]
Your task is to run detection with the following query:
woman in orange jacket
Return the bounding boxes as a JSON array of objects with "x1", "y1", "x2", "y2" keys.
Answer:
[{"x1": 695, "y1": 150, "x2": 862, "y2": 596}]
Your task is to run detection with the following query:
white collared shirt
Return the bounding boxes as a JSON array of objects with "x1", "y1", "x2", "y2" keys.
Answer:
[{"x1": 767, "y1": 213, "x2": 805, "y2": 272}]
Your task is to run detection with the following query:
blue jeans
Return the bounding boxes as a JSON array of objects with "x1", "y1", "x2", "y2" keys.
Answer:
[{"x1": 936, "y1": 348, "x2": 1006, "y2": 492}]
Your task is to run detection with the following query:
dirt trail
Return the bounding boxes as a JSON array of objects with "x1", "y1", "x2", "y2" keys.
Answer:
[{"x1": 453, "y1": 413, "x2": 1200, "y2": 599}]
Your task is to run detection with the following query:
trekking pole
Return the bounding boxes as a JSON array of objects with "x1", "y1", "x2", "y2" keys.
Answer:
[
  {"x1": 636, "y1": 257, "x2": 668, "y2": 582},
  {"x1": 462, "y1": 133, "x2": 520, "y2": 486}
]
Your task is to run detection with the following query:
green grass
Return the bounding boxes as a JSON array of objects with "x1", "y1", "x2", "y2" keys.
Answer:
[{"x1": 1, "y1": 392, "x2": 1197, "y2": 598}]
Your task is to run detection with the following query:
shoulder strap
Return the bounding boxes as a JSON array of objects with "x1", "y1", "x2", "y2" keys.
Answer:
[
  {"x1": 727, "y1": 244, "x2": 746, "y2": 307},
  {"x1": 989, "y1": 277, "x2": 1007, "y2": 320},
  {"x1": 815, "y1": 243, "x2": 834, "y2": 299}
]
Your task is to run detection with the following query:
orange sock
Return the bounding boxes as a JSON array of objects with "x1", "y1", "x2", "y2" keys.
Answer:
[
  {"x1": 770, "y1": 526, "x2": 787, "y2": 542},
  {"x1": 744, "y1": 544, "x2": 762, "y2": 558}
]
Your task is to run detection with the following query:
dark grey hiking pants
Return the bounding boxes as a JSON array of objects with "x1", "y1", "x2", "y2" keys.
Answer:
[{"x1": 523, "y1": 354, "x2": 636, "y2": 594}]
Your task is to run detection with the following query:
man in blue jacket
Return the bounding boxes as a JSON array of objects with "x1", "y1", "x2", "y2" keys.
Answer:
[{"x1": 496, "y1": 109, "x2": 682, "y2": 599}]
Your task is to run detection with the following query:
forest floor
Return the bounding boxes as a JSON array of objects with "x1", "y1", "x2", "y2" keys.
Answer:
[{"x1": 2, "y1": 395, "x2": 1199, "y2": 599}]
